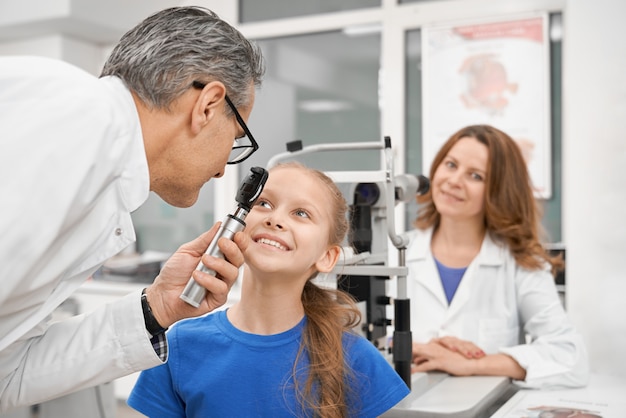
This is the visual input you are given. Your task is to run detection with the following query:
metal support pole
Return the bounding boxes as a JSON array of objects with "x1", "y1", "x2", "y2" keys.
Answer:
[{"x1": 392, "y1": 248, "x2": 412, "y2": 388}]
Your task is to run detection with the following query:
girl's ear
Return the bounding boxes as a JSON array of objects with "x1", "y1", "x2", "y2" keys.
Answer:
[{"x1": 315, "y1": 245, "x2": 341, "y2": 273}]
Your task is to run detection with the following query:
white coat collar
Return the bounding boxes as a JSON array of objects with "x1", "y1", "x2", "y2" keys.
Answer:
[
  {"x1": 98, "y1": 76, "x2": 150, "y2": 212},
  {"x1": 405, "y1": 226, "x2": 508, "y2": 315},
  {"x1": 406, "y1": 226, "x2": 507, "y2": 267}
]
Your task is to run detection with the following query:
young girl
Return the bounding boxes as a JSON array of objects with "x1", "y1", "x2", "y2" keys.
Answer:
[
  {"x1": 407, "y1": 125, "x2": 588, "y2": 389},
  {"x1": 128, "y1": 162, "x2": 409, "y2": 417}
]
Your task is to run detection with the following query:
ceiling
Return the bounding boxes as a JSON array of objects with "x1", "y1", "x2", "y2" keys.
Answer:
[{"x1": 0, "y1": 0, "x2": 184, "y2": 45}]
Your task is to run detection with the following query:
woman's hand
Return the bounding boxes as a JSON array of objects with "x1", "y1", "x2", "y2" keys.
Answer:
[
  {"x1": 431, "y1": 336, "x2": 485, "y2": 359},
  {"x1": 412, "y1": 341, "x2": 477, "y2": 376},
  {"x1": 411, "y1": 339, "x2": 526, "y2": 380}
]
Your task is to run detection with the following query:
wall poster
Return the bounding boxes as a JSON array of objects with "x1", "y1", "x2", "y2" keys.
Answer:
[{"x1": 422, "y1": 14, "x2": 552, "y2": 198}]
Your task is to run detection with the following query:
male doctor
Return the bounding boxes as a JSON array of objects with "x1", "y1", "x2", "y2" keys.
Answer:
[{"x1": 0, "y1": 6, "x2": 265, "y2": 412}]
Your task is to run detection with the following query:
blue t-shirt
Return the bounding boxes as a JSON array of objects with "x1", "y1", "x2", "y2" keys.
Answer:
[
  {"x1": 128, "y1": 310, "x2": 409, "y2": 418},
  {"x1": 434, "y1": 257, "x2": 467, "y2": 304}
]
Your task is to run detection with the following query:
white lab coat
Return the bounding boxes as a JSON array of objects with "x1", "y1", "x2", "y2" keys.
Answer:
[
  {"x1": 405, "y1": 227, "x2": 589, "y2": 389},
  {"x1": 0, "y1": 56, "x2": 161, "y2": 411}
]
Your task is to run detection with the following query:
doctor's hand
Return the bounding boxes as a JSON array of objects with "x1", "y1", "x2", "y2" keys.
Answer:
[
  {"x1": 411, "y1": 341, "x2": 476, "y2": 376},
  {"x1": 143, "y1": 222, "x2": 246, "y2": 329},
  {"x1": 431, "y1": 336, "x2": 485, "y2": 359}
]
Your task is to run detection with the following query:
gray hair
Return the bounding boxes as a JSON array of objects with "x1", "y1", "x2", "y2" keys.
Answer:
[{"x1": 101, "y1": 6, "x2": 264, "y2": 111}]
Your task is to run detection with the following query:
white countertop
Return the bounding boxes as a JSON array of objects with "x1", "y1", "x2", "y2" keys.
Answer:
[{"x1": 490, "y1": 373, "x2": 626, "y2": 417}]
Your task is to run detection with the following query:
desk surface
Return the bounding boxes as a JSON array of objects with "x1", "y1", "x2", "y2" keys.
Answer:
[
  {"x1": 383, "y1": 373, "x2": 514, "y2": 417},
  {"x1": 490, "y1": 373, "x2": 626, "y2": 418}
]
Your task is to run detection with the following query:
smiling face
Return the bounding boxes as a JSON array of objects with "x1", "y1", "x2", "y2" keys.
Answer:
[
  {"x1": 243, "y1": 165, "x2": 341, "y2": 282},
  {"x1": 431, "y1": 136, "x2": 489, "y2": 224}
]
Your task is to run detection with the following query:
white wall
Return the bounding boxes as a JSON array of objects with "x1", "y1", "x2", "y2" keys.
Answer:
[{"x1": 564, "y1": 0, "x2": 626, "y2": 377}]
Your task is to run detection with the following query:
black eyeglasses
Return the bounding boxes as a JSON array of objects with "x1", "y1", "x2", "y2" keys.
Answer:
[{"x1": 192, "y1": 81, "x2": 259, "y2": 164}]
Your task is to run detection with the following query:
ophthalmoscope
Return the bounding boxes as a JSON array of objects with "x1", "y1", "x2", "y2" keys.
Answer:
[{"x1": 180, "y1": 166, "x2": 268, "y2": 307}]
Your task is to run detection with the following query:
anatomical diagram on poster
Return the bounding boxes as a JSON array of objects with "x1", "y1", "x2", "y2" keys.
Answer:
[{"x1": 422, "y1": 14, "x2": 551, "y2": 198}]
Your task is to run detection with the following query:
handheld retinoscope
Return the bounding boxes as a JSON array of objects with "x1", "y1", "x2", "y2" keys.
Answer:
[{"x1": 180, "y1": 166, "x2": 269, "y2": 307}]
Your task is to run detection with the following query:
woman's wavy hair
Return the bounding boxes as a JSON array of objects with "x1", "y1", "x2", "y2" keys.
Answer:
[
  {"x1": 414, "y1": 125, "x2": 563, "y2": 274},
  {"x1": 101, "y1": 6, "x2": 265, "y2": 112},
  {"x1": 273, "y1": 163, "x2": 362, "y2": 418}
]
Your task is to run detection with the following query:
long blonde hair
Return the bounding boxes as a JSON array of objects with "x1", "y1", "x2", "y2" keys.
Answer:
[{"x1": 273, "y1": 163, "x2": 362, "y2": 418}]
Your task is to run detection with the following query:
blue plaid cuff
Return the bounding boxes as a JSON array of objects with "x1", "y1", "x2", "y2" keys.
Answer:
[{"x1": 150, "y1": 332, "x2": 168, "y2": 362}]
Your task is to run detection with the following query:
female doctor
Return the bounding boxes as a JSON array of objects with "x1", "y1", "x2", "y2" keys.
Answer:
[{"x1": 406, "y1": 125, "x2": 588, "y2": 389}]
